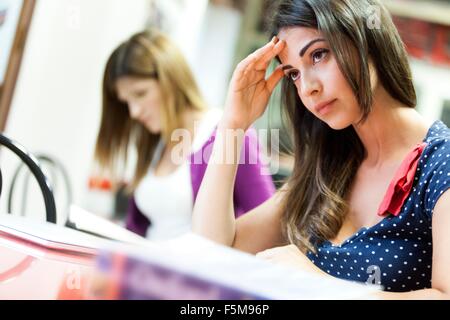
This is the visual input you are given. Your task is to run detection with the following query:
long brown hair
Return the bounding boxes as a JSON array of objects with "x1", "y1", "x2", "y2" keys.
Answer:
[
  {"x1": 95, "y1": 29, "x2": 207, "y2": 190},
  {"x1": 269, "y1": 0, "x2": 416, "y2": 252}
]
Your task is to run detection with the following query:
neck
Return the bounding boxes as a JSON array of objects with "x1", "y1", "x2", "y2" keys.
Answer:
[
  {"x1": 166, "y1": 107, "x2": 206, "y2": 149},
  {"x1": 353, "y1": 86, "x2": 431, "y2": 168},
  {"x1": 182, "y1": 107, "x2": 206, "y2": 132}
]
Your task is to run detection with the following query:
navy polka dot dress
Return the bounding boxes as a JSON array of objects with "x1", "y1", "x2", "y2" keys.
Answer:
[{"x1": 306, "y1": 120, "x2": 450, "y2": 292}]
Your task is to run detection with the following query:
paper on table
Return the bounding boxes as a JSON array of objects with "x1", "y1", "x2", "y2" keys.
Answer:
[
  {"x1": 67, "y1": 205, "x2": 156, "y2": 248},
  {"x1": 0, "y1": 213, "x2": 122, "y2": 255},
  {"x1": 108, "y1": 233, "x2": 380, "y2": 300}
]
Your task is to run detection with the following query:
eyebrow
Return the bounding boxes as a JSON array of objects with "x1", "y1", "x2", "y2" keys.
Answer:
[
  {"x1": 300, "y1": 38, "x2": 325, "y2": 57},
  {"x1": 282, "y1": 38, "x2": 326, "y2": 71}
]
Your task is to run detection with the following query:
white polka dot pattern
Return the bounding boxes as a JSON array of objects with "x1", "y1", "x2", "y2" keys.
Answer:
[{"x1": 306, "y1": 121, "x2": 450, "y2": 292}]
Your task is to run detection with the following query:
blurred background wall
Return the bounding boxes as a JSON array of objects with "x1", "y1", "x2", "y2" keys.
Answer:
[{"x1": 0, "y1": 0, "x2": 449, "y2": 224}]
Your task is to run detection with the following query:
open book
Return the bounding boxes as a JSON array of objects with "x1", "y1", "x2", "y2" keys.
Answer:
[
  {"x1": 0, "y1": 213, "x2": 112, "y2": 256},
  {"x1": 65, "y1": 205, "x2": 153, "y2": 248},
  {"x1": 0, "y1": 205, "x2": 156, "y2": 258}
]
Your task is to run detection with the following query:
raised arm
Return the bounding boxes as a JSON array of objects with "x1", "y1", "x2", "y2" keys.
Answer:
[{"x1": 191, "y1": 37, "x2": 286, "y2": 249}]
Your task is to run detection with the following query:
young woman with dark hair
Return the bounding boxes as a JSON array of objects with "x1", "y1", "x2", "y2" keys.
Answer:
[{"x1": 193, "y1": 0, "x2": 450, "y2": 298}]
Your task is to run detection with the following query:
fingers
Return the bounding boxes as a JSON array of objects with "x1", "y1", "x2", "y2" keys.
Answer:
[
  {"x1": 254, "y1": 39, "x2": 286, "y2": 71},
  {"x1": 250, "y1": 36, "x2": 278, "y2": 61},
  {"x1": 235, "y1": 37, "x2": 285, "y2": 78},
  {"x1": 266, "y1": 65, "x2": 285, "y2": 93},
  {"x1": 239, "y1": 38, "x2": 277, "y2": 68}
]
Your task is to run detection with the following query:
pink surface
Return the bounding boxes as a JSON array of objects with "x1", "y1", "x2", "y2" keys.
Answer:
[{"x1": 0, "y1": 234, "x2": 96, "y2": 299}]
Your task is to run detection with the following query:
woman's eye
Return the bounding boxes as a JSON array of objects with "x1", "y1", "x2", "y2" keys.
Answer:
[
  {"x1": 289, "y1": 70, "x2": 300, "y2": 82},
  {"x1": 312, "y1": 49, "x2": 329, "y2": 64},
  {"x1": 134, "y1": 91, "x2": 147, "y2": 98}
]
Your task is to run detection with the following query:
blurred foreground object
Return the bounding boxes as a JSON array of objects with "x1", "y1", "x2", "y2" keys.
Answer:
[{"x1": 87, "y1": 234, "x2": 379, "y2": 300}]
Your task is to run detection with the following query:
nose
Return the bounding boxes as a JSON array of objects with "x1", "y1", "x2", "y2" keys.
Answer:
[
  {"x1": 128, "y1": 103, "x2": 144, "y2": 120},
  {"x1": 299, "y1": 70, "x2": 321, "y2": 99}
]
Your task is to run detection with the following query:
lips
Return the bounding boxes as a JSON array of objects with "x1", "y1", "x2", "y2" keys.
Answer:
[{"x1": 314, "y1": 99, "x2": 336, "y2": 115}]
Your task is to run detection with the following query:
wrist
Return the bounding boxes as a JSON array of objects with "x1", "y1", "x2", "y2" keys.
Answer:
[{"x1": 218, "y1": 116, "x2": 249, "y2": 131}]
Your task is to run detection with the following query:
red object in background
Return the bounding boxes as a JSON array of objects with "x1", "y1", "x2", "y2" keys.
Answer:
[
  {"x1": 431, "y1": 25, "x2": 450, "y2": 65},
  {"x1": 393, "y1": 16, "x2": 450, "y2": 67},
  {"x1": 0, "y1": 9, "x2": 7, "y2": 27},
  {"x1": 393, "y1": 17, "x2": 433, "y2": 60},
  {"x1": 88, "y1": 177, "x2": 112, "y2": 191}
]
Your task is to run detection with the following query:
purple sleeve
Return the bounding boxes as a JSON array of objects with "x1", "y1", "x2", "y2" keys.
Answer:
[
  {"x1": 233, "y1": 128, "x2": 276, "y2": 217},
  {"x1": 125, "y1": 197, "x2": 150, "y2": 237},
  {"x1": 126, "y1": 127, "x2": 275, "y2": 236},
  {"x1": 190, "y1": 127, "x2": 275, "y2": 218}
]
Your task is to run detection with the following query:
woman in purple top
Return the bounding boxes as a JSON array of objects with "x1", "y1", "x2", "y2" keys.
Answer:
[{"x1": 94, "y1": 30, "x2": 275, "y2": 239}]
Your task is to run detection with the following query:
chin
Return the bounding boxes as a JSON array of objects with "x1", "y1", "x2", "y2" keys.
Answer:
[
  {"x1": 323, "y1": 117, "x2": 353, "y2": 131},
  {"x1": 146, "y1": 124, "x2": 161, "y2": 134}
]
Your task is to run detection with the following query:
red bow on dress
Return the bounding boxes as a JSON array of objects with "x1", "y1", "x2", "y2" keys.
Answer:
[{"x1": 377, "y1": 142, "x2": 428, "y2": 217}]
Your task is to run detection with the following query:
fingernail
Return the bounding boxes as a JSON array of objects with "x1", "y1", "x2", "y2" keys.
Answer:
[{"x1": 273, "y1": 36, "x2": 279, "y2": 44}]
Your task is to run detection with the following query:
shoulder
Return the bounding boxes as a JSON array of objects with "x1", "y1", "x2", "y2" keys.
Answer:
[
  {"x1": 422, "y1": 120, "x2": 450, "y2": 158},
  {"x1": 419, "y1": 121, "x2": 450, "y2": 178},
  {"x1": 191, "y1": 108, "x2": 263, "y2": 157},
  {"x1": 419, "y1": 121, "x2": 450, "y2": 171},
  {"x1": 417, "y1": 121, "x2": 450, "y2": 215},
  {"x1": 191, "y1": 107, "x2": 223, "y2": 153}
]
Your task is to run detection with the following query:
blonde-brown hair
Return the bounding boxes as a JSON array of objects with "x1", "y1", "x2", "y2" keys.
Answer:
[{"x1": 95, "y1": 29, "x2": 207, "y2": 190}]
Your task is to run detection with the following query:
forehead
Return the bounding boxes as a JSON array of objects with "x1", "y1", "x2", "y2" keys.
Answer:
[
  {"x1": 116, "y1": 76, "x2": 155, "y2": 88},
  {"x1": 277, "y1": 27, "x2": 323, "y2": 63},
  {"x1": 116, "y1": 77, "x2": 157, "y2": 96},
  {"x1": 115, "y1": 77, "x2": 158, "y2": 99}
]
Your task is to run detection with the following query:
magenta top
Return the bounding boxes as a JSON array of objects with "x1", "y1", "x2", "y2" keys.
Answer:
[{"x1": 125, "y1": 128, "x2": 276, "y2": 237}]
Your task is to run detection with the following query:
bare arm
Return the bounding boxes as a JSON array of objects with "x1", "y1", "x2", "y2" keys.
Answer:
[
  {"x1": 193, "y1": 153, "x2": 288, "y2": 253},
  {"x1": 191, "y1": 37, "x2": 286, "y2": 248},
  {"x1": 233, "y1": 187, "x2": 288, "y2": 254},
  {"x1": 190, "y1": 124, "x2": 244, "y2": 246}
]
